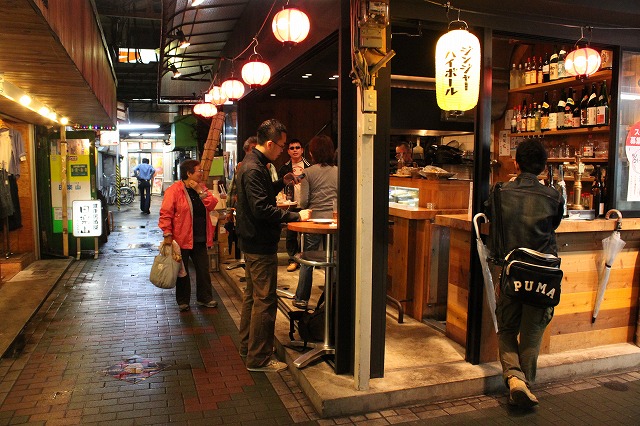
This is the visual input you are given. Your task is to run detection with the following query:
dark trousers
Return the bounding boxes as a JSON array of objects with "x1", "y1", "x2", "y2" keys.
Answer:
[
  {"x1": 138, "y1": 179, "x2": 151, "y2": 213},
  {"x1": 285, "y1": 229, "x2": 299, "y2": 261},
  {"x1": 175, "y1": 242, "x2": 213, "y2": 306},
  {"x1": 227, "y1": 229, "x2": 241, "y2": 259},
  {"x1": 239, "y1": 252, "x2": 278, "y2": 368}
]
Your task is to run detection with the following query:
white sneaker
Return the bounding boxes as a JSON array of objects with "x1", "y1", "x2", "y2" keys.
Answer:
[{"x1": 246, "y1": 359, "x2": 287, "y2": 373}]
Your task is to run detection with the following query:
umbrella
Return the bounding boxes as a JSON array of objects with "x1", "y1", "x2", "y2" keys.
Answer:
[
  {"x1": 473, "y1": 213, "x2": 498, "y2": 332},
  {"x1": 592, "y1": 210, "x2": 626, "y2": 323}
]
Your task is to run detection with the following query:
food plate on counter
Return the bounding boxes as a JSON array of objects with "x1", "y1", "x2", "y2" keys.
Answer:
[
  {"x1": 391, "y1": 173, "x2": 411, "y2": 178},
  {"x1": 418, "y1": 171, "x2": 456, "y2": 179},
  {"x1": 310, "y1": 218, "x2": 335, "y2": 223}
]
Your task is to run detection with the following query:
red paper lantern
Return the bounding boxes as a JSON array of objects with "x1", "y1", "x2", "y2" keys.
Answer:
[{"x1": 565, "y1": 47, "x2": 601, "y2": 79}]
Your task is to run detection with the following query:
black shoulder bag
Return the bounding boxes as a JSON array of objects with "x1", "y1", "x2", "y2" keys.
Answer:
[{"x1": 495, "y1": 183, "x2": 564, "y2": 308}]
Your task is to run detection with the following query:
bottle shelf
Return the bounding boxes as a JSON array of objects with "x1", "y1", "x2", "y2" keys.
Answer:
[
  {"x1": 547, "y1": 157, "x2": 608, "y2": 163},
  {"x1": 509, "y1": 126, "x2": 610, "y2": 138},
  {"x1": 509, "y1": 70, "x2": 612, "y2": 94}
]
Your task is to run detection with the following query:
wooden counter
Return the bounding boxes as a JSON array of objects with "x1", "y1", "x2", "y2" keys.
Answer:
[
  {"x1": 435, "y1": 215, "x2": 640, "y2": 362},
  {"x1": 387, "y1": 178, "x2": 471, "y2": 321}
]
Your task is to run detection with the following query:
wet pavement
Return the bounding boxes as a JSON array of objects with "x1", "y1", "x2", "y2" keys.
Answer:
[{"x1": 0, "y1": 194, "x2": 638, "y2": 425}]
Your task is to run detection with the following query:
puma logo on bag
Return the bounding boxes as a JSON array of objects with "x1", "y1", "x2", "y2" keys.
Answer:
[{"x1": 511, "y1": 280, "x2": 557, "y2": 300}]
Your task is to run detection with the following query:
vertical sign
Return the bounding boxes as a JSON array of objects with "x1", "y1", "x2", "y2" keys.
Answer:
[
  {"x1": 625, "y1": 121, "x2": 640, "y2": 201},
  {"x1": 72, "y1": 200, "x2": 102, "y2": 237}
]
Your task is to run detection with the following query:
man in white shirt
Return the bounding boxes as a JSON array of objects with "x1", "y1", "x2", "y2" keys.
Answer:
[{"x1": 277, "y1": 139, "x2": 310, "y2": 272}]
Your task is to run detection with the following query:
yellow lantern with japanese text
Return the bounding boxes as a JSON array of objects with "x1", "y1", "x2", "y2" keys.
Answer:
[{"x1": 435, "y1": 23, "x2": 480, "y2": 113}]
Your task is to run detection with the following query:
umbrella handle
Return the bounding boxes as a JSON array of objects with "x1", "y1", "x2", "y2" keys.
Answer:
[
  {"x1": 473, "y1": 213, "x2": 487, "y2": 240},
  {"x1": 605, "y1": 209, "x2": 623, "y2": 230}
]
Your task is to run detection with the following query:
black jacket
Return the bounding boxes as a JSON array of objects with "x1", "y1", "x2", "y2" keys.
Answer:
[
  {"x1": 277, "y1": 157, "x2": 311, "y2": 179},
  {"x1": 236, "y1": 148, "x2": 300, "y2": 254},
  {"x1": 486, "y1": 172, "x2": 564, "y2": 259}
]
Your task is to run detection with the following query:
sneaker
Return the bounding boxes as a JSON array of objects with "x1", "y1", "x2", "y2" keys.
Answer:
[
  {"x1": 292, "y1": 300, "x2": 308, "y2": 309},
  {"x1": 178, "y1": 304, "x2": 190, "y2": 312},
  {"x1": 508, "y1": 377, "x2": 538, "y2": 408},
  {"x1": 287, "y1": 262, "x2": 299, "y2": 272},
  {"x1": 196, "y1": 300, "x2": 218, "y2": 308},
  {"x1": 246, "y1": 359, "x2": 287, "y2": 373}
]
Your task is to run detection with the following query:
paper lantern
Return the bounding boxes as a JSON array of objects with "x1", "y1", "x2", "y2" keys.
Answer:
[
  {"x1": 435, "y1": 27, "x2": 480, "y2": 112},
  {"x1": 221, "y1": 78, "x2": 245, "y2": 101},
  {"x1": 565, "y1": 47, "x2": 601, "y2": 79},
  {"x1": 272, "y1": 7, "x2": 310, "y2": 46},
  {"x1": 193, "y1": 102, "x2": 217, "y2": 117},
  {"x1": 208, "y1": 86, "x2": 228, "y2": 106},
  {"x1": 242, "y1": 57, "x2": 271, "y2": 88}
]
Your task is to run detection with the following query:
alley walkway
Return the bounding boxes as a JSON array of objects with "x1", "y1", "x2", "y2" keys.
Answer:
[{"x1": 0, "y1": 195, "x2": 638, "y2": 425}]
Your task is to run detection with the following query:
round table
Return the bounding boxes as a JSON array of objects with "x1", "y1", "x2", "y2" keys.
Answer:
[{"x1": 287, "y1": 220, "x2": 338, "y2": 368}]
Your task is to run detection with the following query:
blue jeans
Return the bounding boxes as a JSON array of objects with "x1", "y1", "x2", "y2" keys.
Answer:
[{"x1": 294, "y1": 234, "x2": 323, "y2": 303}]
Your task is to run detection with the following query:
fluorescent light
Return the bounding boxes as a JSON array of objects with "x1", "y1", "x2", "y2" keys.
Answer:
[
  {"x1": 332, "y1": 74, "x2": 339, "y2": 78},
  {"x1": 270, "y1": 93, "x2": 276, "y2": 97},
  {"x1": 141, "y1": 133, "x2": 165, "y2": 137},
  {"x1": 129, "y1": 133, "x2": 141, "y2": 136},
  {"x1": 118, "y1": 123, "x2": 160, "y2": 130},
  {"x1": 314, "y1": 96, "x2": 320, "y2": 99},
  {"x1": 621, "y1": 93, "x2": 640, "y2": 101}
]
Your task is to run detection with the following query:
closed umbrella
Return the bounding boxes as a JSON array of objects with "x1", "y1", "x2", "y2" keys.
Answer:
[
  {"x1": 474, "y1": 213, "x2": 498, "y2": 332},
  {"x1": 592, "y1": 210, "x2": 626, "y2": 323}
]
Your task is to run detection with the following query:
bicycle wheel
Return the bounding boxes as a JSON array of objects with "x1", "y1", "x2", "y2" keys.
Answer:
[
  {"x1": 120, "y1": 187, "x2": 134, "y2": 205},
  {"x1": 106, "y1": 186, "x2": 116, "y2": 205}
]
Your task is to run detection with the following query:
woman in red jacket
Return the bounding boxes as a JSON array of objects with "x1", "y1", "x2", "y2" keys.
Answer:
[{"x1": 159, "y1": 159, "x2": 218, "y2": 312}]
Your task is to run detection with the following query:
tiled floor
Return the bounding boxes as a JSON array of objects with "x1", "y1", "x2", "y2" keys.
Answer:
[{"x1": 0, "y1": 196, "x2": 638, "y2": 425}]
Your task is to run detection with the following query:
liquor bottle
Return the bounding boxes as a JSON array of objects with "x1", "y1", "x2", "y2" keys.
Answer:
[
  {"x1": 527, "y1": 103, "x2": 535, "y2": 132},
  {"x1": 517, "y1": 63, "x2": 525, "y2": 88},
  {"x1": 587, "y1": 83, "x2": 598, "y2": 126},
  {"x1": 564, "y1": 88, "x2": 575, "y2": 129},
  {"x1": 515, "y1": 105, "x2": 522, "y2": 133},
  {"x1": 556, "y1": 88, "x2": 566, "y2": 130},
  {"x1": 558, "y1": 47, "x2": 567, "y2": 79},
  {"x1": 525, "y1": 58, "x2": 531, "y2": 85},
  {"x1": 548, "y1": 91, "x2": 558, "y2": 131},
  {"x1": 520, "y1": 100, "x2": 528, "y2": 133},
  {"x1": 511, "y1": 105, "x2": 518, "y2": 133},
  {"x1": 547, "y1": 164, "x2": 555, "y2": 187},
  {"x1": 510, "y1": 63, "x2": 518, "y2": 89},
  {"x1": 596, "y1": 80, "x2": 610, "y2": 126},
  {"x1": 537, "y1": 56, "x2": 543, "y2": 84},
  {"x1": 556, "y1": 164, "x2": 568, "y2": 217},
  {"x1": 591, "y1": 165, "x2": 603, "y2": 216},
  {"x1": 534, "y1": 102, "x2": 541, "y2": 132},
  {"x1": 541, "y1": 92, "x2": 550, "y2": 131},
  {"x1": 542, "y1": 52, "x2": 550, "y2": 82},
  {"x1": 579, "y1": 85, "x2": 589, "y2": 127},
  {"x1": 572, "y1": 89, "x2": 582, "y2": 128},
  {"x1": 549, "y1": 48, "x2": 559, "y2": 81}
]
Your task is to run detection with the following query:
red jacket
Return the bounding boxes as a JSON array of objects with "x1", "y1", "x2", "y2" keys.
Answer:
[{"x1": 158, "y1": 181, "x2": 218, "y2": 249}]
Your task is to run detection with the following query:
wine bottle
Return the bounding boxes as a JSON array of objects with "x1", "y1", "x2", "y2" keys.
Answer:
[
  {"x1": 564, "y1": 88, "x2": 575, "y2": 129},
  {"x1": 579, "y1": 85, "x2": 589, "y2": 127},
  {"x1": 542, "y1": 52, "x2": 550, "y2": 83},
  {"x1": 510, "y1": 63, "x2": 517, "y2": 90},
  {"x1": 527, "y1": 103, "x2": 535, "y2": 132},
  {"x1": 591, "y1": 166, "x2": 603, "y2": 216},
  {"x1": 556, "y1": 164, "x2": 568, "y2": 217},
  {"x1": 525, "y1": 58, "x2": 532, "y2": 85},
  {"x1": 549, "y1": 48, "x2": 559, "y2": 81},
  {"x1": 541, "y1": 91, "x2": 550, "y2": 131},
  {"x1": 520, "y1": 100, "x2": 528, "y2": 133},
  {"x1": 556, "y1": 88, "x2": 566, "y2": 130},
  {"x1": 587, "y1": 83, "x2": 598, "y2": 126},
  {"x1": 596, "y1": 80, "x2": 610, "y2": 126},
  {"x1": 558, "y1": 47, "x2": 567, "y2": 79},
  {"x1": 511, "y1": 105, "x2": 518, "y2": 133},
  {"x1": 534, "y1": 102, "x2": 541, "y2": 132},
  {"x1": 517, "y1": 63, "x2": 525, "y2": 88},
  {"x1": 572, "y1": 89, "x2": 581, "y2": 128},
  {"x1": 537, "y1": 56, "x2": 543, "y2": 84},
  {"x1": 515, "y1": 105, "x2": 522, "y2": 133}
]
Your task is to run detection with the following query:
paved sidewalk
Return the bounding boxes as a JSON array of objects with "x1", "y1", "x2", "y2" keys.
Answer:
[{"x1": 0, "y1": 196, "x2": 638, "y2": 425}]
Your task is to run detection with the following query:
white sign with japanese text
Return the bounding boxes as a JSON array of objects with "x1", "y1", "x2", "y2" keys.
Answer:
[{"x1": 72, "y1": 200, "x2": 102, "y2": 237}]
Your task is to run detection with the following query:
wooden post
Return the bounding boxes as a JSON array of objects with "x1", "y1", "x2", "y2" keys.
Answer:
[{"x1": 60, "y1": 126, "x2": 68, "y2": 256}]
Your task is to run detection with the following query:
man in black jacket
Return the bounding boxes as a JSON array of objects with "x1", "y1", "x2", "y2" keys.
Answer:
[
  {"x1": 278, "y1": 138, "x2": 311, "y2": 271},
  {"x1": 486, "y1": 139, "x2": 564, "y2": 408},
  {"x1": 236, "y1": 119, "x2": 311, "y2": 372}
]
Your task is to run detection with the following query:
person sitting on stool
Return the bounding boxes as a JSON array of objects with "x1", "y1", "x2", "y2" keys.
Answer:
[{"x1": 133, "y1": 158, "x2": 156, "y2": 214}]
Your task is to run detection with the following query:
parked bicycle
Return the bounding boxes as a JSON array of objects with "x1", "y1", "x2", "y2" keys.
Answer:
[{"x1": 101, "y1": 174, "x2": 135, "y2": 206}]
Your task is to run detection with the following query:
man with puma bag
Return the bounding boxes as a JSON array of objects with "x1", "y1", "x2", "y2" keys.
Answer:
[{"x1": 486, "y1": 139, "x2": 564, "y2": 409}]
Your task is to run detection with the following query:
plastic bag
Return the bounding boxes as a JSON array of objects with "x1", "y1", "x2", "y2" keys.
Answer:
[{"x1": 149, "y1": 243, "x2": 182, "y2": 289}]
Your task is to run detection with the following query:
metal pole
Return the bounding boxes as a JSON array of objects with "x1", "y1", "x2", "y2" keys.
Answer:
[{"x1": 60, "y1": 125, "x2": 68, "y2": 256}]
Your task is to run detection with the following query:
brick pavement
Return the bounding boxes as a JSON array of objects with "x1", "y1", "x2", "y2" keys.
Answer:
[{"x1": 0, "y1": 199, "x2": 638, "y2": 425}]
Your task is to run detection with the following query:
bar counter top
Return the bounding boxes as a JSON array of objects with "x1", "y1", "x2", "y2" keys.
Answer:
[{"x1": 389, "y1": 204, "x2": 467, "y2": 220}]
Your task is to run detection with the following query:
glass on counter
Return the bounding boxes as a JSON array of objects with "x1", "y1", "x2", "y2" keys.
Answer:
[{"x1": 389, "y1": 185, "x2": 420, "y2": 207}]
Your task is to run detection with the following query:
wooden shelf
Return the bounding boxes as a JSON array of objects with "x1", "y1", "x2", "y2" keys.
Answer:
[
  {"x1": 509, "y1": 126, "x2": 610, "y2": 138},
  {"x1": 508, "y1": 70, "x2": 613, "y2": 95},
  {"x1": 548, "y1": 157, "x2": 608, "y2": 163}
]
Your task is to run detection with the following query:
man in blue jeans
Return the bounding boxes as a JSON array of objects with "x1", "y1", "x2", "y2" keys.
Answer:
[{"x1": 133, "y1": 158, "x2": 155, "y2": 214}]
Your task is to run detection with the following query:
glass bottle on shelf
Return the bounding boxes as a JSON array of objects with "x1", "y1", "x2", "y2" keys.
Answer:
[
  {"x1": 511, "y1": 105, "x2": 518, "y2": 133},
  {"x1": 525, "y1": 57, "x2": 532, "y2": 85},
  {"x1": 541, "y1": 91, "x2": 550, "y2": 131},
  {"x1": 556, "y1": 88, "x2": 565, "y2": 130},
  {"x1": 542, "y1": 52, "x2": 550, "y2": 82},
  {"x1": 534, "y1": 102, "x2": 542, "y2": 132},
  {"x1": 547, "y1": 164, "x2": 555, "y2": 187},
  {"x1": 596, "y1": 80, "x2": 610, "y2": 126},
  {"x1": 549, "y1": 47, "x2": 559, "y2": 81},
  {"x1": 579, "y1": 85, "x2": 589, "y2": 127},
  {"x1": 558, "y1": 47, "x2": 567, "y2": 79},
  {"x1": 537, "y1": 56, "x2": 543, "y2": 84},
  {"x1": 510, "y1": 63, "x2": 518, "y2": 89},
  {"x1": 517, "y1": 63, "x2": 525, "y2": 88},
  {"x1": 527, "y1": 103, "x2": 535, "y2": 132},
  {"x1": 572, "y1": 89, "x2": 582, "y2": 128},
  {"x1": 591, "y1": 165, "x2": 603, "y2": 216},
  {"x1": 582, "y1": 135, "x2": 595, "y2": 158},
  {"x1": 564, "y1": 87, "x2": 575, "y2": 129},
  {"x1": 587, "y1": 83, "x2": 598, "y2": 126},
  {"x1": 520, "y1": 101, "x2": 528, "y2": 133},
  {"x1": 556, "y1": 164, "x2": 568, "y2": 218}
]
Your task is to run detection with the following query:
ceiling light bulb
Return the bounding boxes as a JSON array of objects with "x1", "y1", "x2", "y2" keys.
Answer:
[
  {"x1": 39, "y1": 107, "x2": 50, "y2": 116},
  {"x1": 191, "y1": 0, "x2": 205, "y2": 6},
  {"x1": 60, "y1": 117, "x2": 69, "y2": 125},
  {"x1": 19, "y1": 95, "x2": 31, "y2": 106}
]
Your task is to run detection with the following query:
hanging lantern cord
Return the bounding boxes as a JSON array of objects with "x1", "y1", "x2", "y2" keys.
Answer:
[{"x1": 444, "y1": 2, "x2": 468, "y2": 31}]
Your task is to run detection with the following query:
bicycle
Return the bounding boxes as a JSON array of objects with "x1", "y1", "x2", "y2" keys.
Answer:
[{"x1": 101, "y1": 174, "x2": 135, "y2": 206}]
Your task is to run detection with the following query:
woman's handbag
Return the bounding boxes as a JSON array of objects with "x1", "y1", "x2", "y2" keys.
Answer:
[
  {"x1": 494, "y1": 183, "x2": 563, "y2": 308},
  {"x1": 500, "y1": 247, "x2": 563, "y2": 307},
  {"x1": 149, "y1": 243, "x2": 181, "y2": 289}
]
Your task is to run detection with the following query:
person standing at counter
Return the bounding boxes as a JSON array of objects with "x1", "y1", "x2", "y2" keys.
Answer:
[
  {"x1": 236, "y1": 119, "x2": 311, "y2": 372},
  {"x1": 486, "y1": 139, "x2": 564, "y2": 408},
  {"x1": 293, "y1": 135, "x2": 338, "y2": 309}
]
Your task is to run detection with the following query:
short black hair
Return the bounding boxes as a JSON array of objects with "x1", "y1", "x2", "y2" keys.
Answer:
[
  {"x1": 243, "y1": 136, "x2": 257, "y2": 152},
  {"x1": 179, "y1": 159, "x2": 199, "y2": 180},
  {"x1": 287, "y1": 138, "x2": 301, "y2": 148},
  {"x1": 142, "y1": 158, "x2": 150, "y2": 164},
  {"x1": 516, "y1": 139, "x2": 547, "y2": 175},
  {"x1": 256, "y1": 119, "x2": 287, "y2": 145}
]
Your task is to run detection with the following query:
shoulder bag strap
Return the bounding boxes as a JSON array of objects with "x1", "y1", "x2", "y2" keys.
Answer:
[{"x1": 493, "y1": 182, "x2": 506, "y2": 261}]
